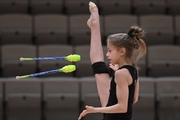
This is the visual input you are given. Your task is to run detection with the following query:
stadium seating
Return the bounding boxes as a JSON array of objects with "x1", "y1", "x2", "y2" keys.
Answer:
[
  {"x1": 34, "y1": 14, "x2": 68, "y2": 45},
  {"x1": 0, "y1": 1, "x2": 180, "y2": 120},
  {"x1": 0, "y1": 14, "x2": 33, "y2": 44},
  {"x1": 69, "y1": 15, "x2": 104, "y2": 45},
  {"x1": 74, "y1": 45, "x2": 92, "y2": 77},
  {"x1": 104, "y1": 15, "x2": 138, "y2": 37},
  {"x1": 140, "y1": 15, "x2": 174, "y2": 46},
  {"x1": 148, "y1": 45, "x2": 180, "y2": 77},
  {"x1": 1, "y1": 44, "x2": 37, "y2": 77},
  {"x1": 99, "y1": 0, "x2": 132, "y2": 15},
  {"x1": 43, "y1": 77, "x2": 79, "y2": 120},
  {"x1": 166, "y1": 0, "x2": 180, "y2": 15},
  {"x1": 0, "y1": 80, "x2": 3, "y2": 120},
  {"x1": 65, "y1": 0, "x2": 97, "y2": 15},
  {"x1": 0, "y1": 0, "x2": 29, "y2": 14},
  {"x1": 5, "y1": 78, "x2": 41, "y2": 120},
  {"x1": 175, "y1": 15, "x2": 180, "y2": 45},
  {"x1": 69, "y1": 15, "x2": 91, "y2": 45},
  {"x1": 156, "y1": 77, "x2": 180, "y2": 120},
  {"x1": 133, "y1": 0, "x2": 166, "y2": 15},
  {"x1": 30, "y1": 0, "x2": 64, "y2": 14}
]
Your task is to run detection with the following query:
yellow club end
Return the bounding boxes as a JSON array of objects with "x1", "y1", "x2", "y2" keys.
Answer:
[
  {"x1": 66, "y1": 54, "x2": 81, "y2": 62},
  {"x1": 60, "y1": 65, "x2": 76, "y2": 73}
]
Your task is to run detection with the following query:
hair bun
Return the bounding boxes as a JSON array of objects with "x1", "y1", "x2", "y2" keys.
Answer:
[
  {"x1": 128, "y1": 26, "x2": 144, "y2": 40},
  {"x1": 128, "y1": 26, "x2": 145, "y2": 49}
]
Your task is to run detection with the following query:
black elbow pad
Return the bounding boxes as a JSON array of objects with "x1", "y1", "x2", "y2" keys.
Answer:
[{"x1": 92, "y1": 61, "x2": 109, "y2": 75}]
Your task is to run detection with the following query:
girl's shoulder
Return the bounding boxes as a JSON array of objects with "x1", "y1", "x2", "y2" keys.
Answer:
[
  {"x1": 115, "y1": 65, "x2": 136, "y2": 85},
  {"x1": 115, "y1": 68, "x2": 131, "y2": 80}
]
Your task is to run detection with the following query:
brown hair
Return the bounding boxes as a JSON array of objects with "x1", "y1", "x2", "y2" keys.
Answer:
[{"x1": 107, "y1": 26, "x2": 146, "y2": 67}]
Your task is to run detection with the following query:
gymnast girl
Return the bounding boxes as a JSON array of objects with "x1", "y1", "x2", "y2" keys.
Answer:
[{"x1": 78, "y1": 2, "x2": 147, "y2": 120}]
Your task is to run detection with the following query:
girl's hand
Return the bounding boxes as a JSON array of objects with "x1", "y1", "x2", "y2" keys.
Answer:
[
  {"x1": 78, "y1": 105, "x2": 95, "y2": 120},
  {"x1": 109, "y1": 64, "x2": 119, "y2": 71}
]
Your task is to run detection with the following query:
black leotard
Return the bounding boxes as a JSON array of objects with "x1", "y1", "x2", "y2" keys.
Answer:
[{"x1": 103, "y1": 65, "x2": 138, "y2": 120}]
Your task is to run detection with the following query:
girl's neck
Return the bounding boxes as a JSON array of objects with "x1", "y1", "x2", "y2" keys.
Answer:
[{"x1": 118, "y1": 58, "x2": 133, "y2": 68}]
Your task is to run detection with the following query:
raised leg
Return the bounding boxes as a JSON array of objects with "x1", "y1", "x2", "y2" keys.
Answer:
[{"x1": 88, "y1": 2, "x2": 110, "y2": 107}]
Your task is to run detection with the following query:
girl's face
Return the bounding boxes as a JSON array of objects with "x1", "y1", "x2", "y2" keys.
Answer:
[{"x1": 106, "y1": 42, "x2": 122, "y2": 65}]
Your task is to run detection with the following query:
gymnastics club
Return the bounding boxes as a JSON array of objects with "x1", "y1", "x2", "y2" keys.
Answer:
[
  {"x1": 16, "y1": 65, "x2": 76, "y2": 80},
  {"x1": 20, "y1": 54, "x2": 81, "y2": 62}
]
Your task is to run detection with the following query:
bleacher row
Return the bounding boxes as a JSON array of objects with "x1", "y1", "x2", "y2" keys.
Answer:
[
  {"x1": 0, "y1": 0, "x2": 180, "y2": 15},
  {"x1": 0, "y1": 14, "x2": 180, "y2": 45},
  {"x1": 0, "y1": 77, "x2": 180, "y2": 120},
  {"x1": 0, "y1": 44, "x2": 180, "y2": 78}
]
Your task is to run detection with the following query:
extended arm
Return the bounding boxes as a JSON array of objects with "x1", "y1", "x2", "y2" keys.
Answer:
[{"x1": 78, "y1": 69, "x2": 130, "y2": 120}]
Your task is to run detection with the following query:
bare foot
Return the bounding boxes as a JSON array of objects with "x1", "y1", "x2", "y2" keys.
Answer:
[
  {"x1": 87, "y1": 2, "x2": 100, "y2": 28},
  {"x1": 89, "y1": 2, "x2": 98, "y2": 13}
]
